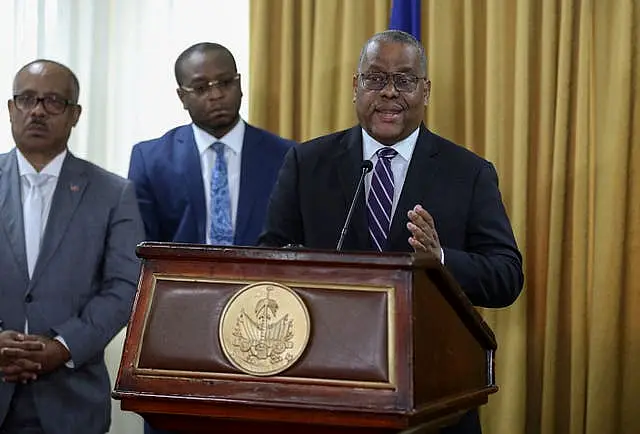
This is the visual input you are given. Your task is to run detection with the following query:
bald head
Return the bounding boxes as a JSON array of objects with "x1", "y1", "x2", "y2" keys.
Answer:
[
  {"x1": 9, "y1": 59, "x2": 82, "y2": 170},
  {"x1": 358, "y1": 30, "x2": 427, "y2": 77},
  {"x1": 13, "y1": 59, "x2": 80, "y2": 103}
]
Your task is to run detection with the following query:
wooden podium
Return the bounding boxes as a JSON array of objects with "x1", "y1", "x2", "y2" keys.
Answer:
[{"x1": 113, "y1": 242, "x2": 498, "y2": 433}]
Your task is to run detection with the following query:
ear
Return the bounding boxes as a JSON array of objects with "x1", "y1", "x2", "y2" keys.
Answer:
[
  {"x1": 423, "y1": 80, "x2": 431, "y2": 106},
  {"x1": 71, "y1": 105, "x2": 82, "y2": 127},
  {"x1": 176, "y1": 88, "x2": 188, "y2": 109},
  {"x1": 352, "y1": 74, "x2": 358, "y2": 103},
  {"x1": 7, "y1": 99, "x2": 15, "y2": 124}
]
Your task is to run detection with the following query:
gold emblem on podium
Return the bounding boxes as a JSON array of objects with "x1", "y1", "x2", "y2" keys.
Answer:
[{"x1": 219, "y1": 282, "x2": 310, "y2": 376}]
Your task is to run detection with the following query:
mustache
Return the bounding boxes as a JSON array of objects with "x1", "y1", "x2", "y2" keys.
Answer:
[{"x1": 27, "y1": 118, "x2": 48, "y2": 128}]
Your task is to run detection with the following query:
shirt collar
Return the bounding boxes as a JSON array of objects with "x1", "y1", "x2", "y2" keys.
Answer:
[
  {"x1": 192, "y1": 118, "x2": 246, "y2": 156},
  {"x1": 16, "y1": 148, "x2": 67, "y2": 178},
  {"x1": 361, "y1": 127, "x2": 420, "y2": 163}
]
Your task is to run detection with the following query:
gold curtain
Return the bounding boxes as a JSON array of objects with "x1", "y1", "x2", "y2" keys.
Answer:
[
  {"x1": 249, "y1": 1, "x2": 640, "y2": 433},
  {"x1": 249, "y1": 0, "x2": 389, "y2": 139}
]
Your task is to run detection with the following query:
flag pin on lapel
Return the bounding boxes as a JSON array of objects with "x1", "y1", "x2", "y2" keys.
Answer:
[{"x1": 70, "y1": 183, "x2": 80, "y2": 192}]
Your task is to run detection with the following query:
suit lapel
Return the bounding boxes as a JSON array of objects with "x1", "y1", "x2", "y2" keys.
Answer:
[
  {"x1": 335, "y1": 126, "x2": 372, "y2": 251},
  {"x1": 235, "y1": 125, "x2": 264, "y2": 245},
  {"x1": 176, "y1": 127, "x2": 206, "y2": 243},
  {"x1": 0, "y1": 150, "x2": 29, "y2": 280},
  {"x1": 30, "y1": 153, "x2": 88, "y2": 287},
  {"x1": 387, "y1": 125, "x2": 441, "y2": 252}
]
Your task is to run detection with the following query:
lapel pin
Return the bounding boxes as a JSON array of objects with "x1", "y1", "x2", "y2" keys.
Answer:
[{"x1": 70, "y1": 183, "x2": 80, "y2": 192}]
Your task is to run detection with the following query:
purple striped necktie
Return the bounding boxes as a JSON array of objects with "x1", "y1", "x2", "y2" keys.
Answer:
[{"x1": 367, "y1": 147, "x2": 398, "y2": 251}]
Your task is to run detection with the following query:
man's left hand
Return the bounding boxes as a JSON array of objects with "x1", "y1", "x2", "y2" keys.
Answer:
[
  {"x1": 2, "y1": 336, "x2": 71, "y2": 383},
  {"x1": 407, "y1": 204, "x2": 442, "y2": 261}
]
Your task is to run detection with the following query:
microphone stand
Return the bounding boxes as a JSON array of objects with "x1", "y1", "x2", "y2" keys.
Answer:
[{"x1": 336, "y1": 160, "x2": 373, "y2": 251}]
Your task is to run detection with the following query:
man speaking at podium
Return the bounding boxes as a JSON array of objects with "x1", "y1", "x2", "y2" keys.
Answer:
[{"x1": 259, "y1": 30, "x2": 524, "y2": 434}]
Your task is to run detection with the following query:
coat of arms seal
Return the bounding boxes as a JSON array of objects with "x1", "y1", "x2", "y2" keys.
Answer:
[{"x1": 219, "y1": 282, "x2": 310, "y2": 376}]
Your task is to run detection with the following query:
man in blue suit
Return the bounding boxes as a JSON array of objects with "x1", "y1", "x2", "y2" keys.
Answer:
[
  {"x1": 128, "y1": 43, "x2": 294, "y2": 434},
  {"x1": 128, "y1": 42, "x2": 294, "y2": 247}
]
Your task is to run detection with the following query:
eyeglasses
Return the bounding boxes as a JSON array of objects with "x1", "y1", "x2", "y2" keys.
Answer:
[
  {"x1": 13, "y1": 94, "x2": 76, "y2": 115},
  {"x1": 180, "y1": 74, "x2": 240, "y2": 97},
  {"x1": 358, "y1": 72, "x2": 426, "y2": 93}
]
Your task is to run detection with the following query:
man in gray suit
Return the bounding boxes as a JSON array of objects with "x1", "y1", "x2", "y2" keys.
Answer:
[{"x1": 0, "y1": 60, "x2": 144, "y2": 433}]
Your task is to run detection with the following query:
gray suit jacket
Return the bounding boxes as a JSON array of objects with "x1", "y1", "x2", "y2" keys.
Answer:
[{"x1": 0, "y1": 150, "x2": 144, "y2": 434}]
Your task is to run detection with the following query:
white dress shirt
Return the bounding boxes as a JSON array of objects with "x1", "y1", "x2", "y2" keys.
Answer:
[
  {"x1": 362, "y1": 127, "x2": 419, "y2": 221},
  {"x1": 192, "y1": 119, "x2": 245, "y2": 244},
  {"x1": 362, "y1": 128, "x2": 444, "y2": 263},
  {"x1": 17, "y1": 149, "x2": 73, "y2": 365}
]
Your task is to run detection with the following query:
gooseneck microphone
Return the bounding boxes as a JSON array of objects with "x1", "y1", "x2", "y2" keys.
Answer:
[{"x1": 336, "y1": 160, "x2": 374, "y2": 251}]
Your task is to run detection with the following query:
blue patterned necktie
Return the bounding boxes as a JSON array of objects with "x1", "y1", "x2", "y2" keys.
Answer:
[
  {"x1": 209, "y1": 141, "x2": 234, "y2": 245},
  {"x1": 367, "y1": 147, "x2": 398, "y2": 251}
]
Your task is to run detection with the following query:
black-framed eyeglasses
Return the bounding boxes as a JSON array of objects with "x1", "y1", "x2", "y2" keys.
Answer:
[
  {"x1": 180, "y1": 74, "x2": 240, "y2": 97},
  {"x1": 358, "y1": 72, "x2": 426, "y2": 93},
  {"x1": 13, "y1": 94, "x2": 76, "y2": 115}
]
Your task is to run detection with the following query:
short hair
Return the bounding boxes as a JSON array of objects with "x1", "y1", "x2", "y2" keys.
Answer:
[
  {"x1": 174, "y1": 42, "x2": 237, "y2": 85},
  {"x1": 13, "y1": 59, "x2": 80, "y2": 103},
  {"x1": 358, "y1": 30, "x2": 427, "y2": 77}
]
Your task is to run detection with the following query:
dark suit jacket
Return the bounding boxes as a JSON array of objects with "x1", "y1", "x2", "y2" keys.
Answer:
[
  {"x1": 259, "y1": 125, "x2": 523, "y2": 433},
  {"x1": 260, "y1": 124, "x2": 523, "y2": 308},
  {"x1": 128, "y1": 122, "x2": 295, "y2": 245},
  {"x1": 0, "y1": 150, "x2": 144, "y2": 434}
]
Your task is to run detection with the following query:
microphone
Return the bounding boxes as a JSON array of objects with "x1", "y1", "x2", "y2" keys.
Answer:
[{"x1": 336, "y1": 160, "x2": 374, "y2": 251}]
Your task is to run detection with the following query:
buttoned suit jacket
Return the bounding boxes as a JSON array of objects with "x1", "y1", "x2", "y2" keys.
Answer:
[
  {"x1": 0, "y1": 150, "x2": 144, "y2": 434},
  {"x1": 128, "y1": 123, "x2": 295, "y2": 245},
  {"x1": 260, "y1": 124, "x2": 523, "y2": 308},
  {"x1": 259, "y1": 124, "x2": 524, "y2": 433}
]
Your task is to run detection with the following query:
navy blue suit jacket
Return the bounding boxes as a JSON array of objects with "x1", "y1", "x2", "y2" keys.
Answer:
[
  {"x1": 128, "y1": 123, "x2": 294, "y2": 245},
  {"x1": 259, "y1": 124, "x2": 523, "y2": 434},
  {"x1": 260, "y1": 124, "x2": 523, "y2": 308}
]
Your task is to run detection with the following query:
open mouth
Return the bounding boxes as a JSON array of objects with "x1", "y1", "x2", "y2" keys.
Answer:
[{"x1": 375, "y1": 108, "x2": 403, "y2": 122}]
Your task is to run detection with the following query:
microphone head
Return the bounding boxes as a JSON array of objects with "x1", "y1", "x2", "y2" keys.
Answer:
[{"x1": 361, "y1": 160, "x2": 373, "y2": 173}]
